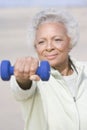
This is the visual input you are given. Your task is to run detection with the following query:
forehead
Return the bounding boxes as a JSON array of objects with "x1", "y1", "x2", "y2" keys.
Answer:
[{"x1": 36, "y1": 22, "x2": 67, "y2": 36}]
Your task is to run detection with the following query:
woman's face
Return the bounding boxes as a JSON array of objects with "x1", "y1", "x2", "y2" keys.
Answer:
[{"x1": 35, "y1": 22, "x2": 71, "y2": 69}]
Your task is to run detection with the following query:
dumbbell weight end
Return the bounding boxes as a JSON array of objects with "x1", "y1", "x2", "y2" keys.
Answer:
[{"x1": 0, "y1": 60, "x2": 50, "y2": 81}]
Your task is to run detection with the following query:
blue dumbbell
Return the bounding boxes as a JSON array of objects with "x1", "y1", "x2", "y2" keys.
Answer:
[{"x1": 0, "y1": 60, "x2": 50, "y2": 81}]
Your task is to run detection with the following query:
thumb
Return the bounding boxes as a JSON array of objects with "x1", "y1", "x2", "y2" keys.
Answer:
[{"x1": 30, "y1": 75, "x2": 40, "y2": 81}]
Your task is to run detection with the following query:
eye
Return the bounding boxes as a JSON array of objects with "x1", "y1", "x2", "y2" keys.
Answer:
[
  {"x1": 55, "y1": 38, "x2": 62, "y2": 42},
  {"x1": 38, "y1": 41, "x2": 44, "y2": 44}
]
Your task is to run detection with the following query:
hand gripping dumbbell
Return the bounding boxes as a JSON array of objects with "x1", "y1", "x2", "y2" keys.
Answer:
[{"x1": 0, "y1": 60, "x2": 50, "y2": 81}]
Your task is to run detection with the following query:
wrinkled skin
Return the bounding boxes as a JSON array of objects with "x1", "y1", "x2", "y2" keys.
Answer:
[{"x1": 14, "y1": 22, "x2": 72, "y2": 88}]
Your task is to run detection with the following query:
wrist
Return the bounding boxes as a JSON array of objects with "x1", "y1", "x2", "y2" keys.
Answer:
[{"x1": 16, "y1": 79, "x2": 32, "y2": 90}]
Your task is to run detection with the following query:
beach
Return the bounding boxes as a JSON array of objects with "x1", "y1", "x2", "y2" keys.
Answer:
[{"x1": 0, "y1": 7, "x2": 87, "y2": 130}]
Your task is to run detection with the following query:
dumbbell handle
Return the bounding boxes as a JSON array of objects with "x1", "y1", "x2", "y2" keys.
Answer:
[
  {"x1": 9, "y1": 66, "x2": 14, "y2": 75},
  {"x1": 0, "y1": 60, "x2": 50, "y2": 81}
]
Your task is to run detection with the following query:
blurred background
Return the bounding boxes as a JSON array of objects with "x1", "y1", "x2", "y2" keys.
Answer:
[{"x1": 0, "y1": 0, "x2": 87, "y2": 130}]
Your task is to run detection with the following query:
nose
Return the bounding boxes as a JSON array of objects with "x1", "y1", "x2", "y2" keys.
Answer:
[{"x1": 46, "y1": 42, "x2": 54, "y2": 51}]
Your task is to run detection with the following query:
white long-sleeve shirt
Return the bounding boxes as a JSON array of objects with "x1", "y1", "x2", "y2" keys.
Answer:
[{"x1": 10, "y1": 59, "x2": 87, "y2": 130}]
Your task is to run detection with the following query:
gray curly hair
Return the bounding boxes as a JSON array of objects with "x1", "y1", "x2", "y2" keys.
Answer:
[{"x1": 28, "y1": 8, "x2": 79, "y2": 48}]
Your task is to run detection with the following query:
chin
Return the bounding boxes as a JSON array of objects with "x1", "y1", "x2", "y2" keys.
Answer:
[{"x1": 48, "y1": 60, "x2": 59, "y2": 68}]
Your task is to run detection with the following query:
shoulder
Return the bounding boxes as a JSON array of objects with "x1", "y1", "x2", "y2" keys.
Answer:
[
  {"x1": 71, "y1": 57, "x2": 87, "y2": 66},
  {"x1": 76, "y1": 61, "x2": 87, "y2": 67},
  {"x1": 71, "y1": 57, "x2": 87, "y2": 72}
]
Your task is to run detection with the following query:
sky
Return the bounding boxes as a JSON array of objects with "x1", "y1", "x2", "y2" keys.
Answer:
[{"x1": 0, "y1": 0, "x2": 87, "y2": 7}]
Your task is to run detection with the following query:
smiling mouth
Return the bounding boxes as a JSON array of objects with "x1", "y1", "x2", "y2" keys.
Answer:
[{"x1": 46, "y1": 54, "x2": 57, "y2": 60}]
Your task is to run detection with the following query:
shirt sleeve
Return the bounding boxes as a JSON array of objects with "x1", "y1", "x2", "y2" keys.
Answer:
[{"x1": 10, "y1": 76, "x2": 37, "y2": 101}]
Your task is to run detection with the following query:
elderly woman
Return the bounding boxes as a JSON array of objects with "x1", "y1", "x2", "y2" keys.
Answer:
[{"x1": 11, "y1": 8, "x2": 87, "y2": 130}]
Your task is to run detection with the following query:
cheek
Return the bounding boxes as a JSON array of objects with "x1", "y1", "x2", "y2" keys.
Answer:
[
  {"x1": 35, "y1": 48, "x2": 43, "y2": 57},
  {"x1": 57, "y1": 37, "x2": 71, "y2": 51},
  {"x1": 36, "y1": 47, "x2": 41, "y2": 53},
  {"x1": 57, "y1": 43, "x2": 71, "y2": 52}
]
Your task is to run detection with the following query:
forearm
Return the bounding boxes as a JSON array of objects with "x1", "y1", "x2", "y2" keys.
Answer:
[{"x1": 10, "y1": 76, "x2": 37, "y2": 101}]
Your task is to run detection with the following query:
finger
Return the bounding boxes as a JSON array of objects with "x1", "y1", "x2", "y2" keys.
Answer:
[
  {"x1": 29, "y1": 59, "x2": 39, "y2": 76},
  {"x1": 15, "y1": 58, "x2": 27, "y2": 71},
  {"x1": 30, "y1": 75, "x2": 40, "y2": 81}
]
